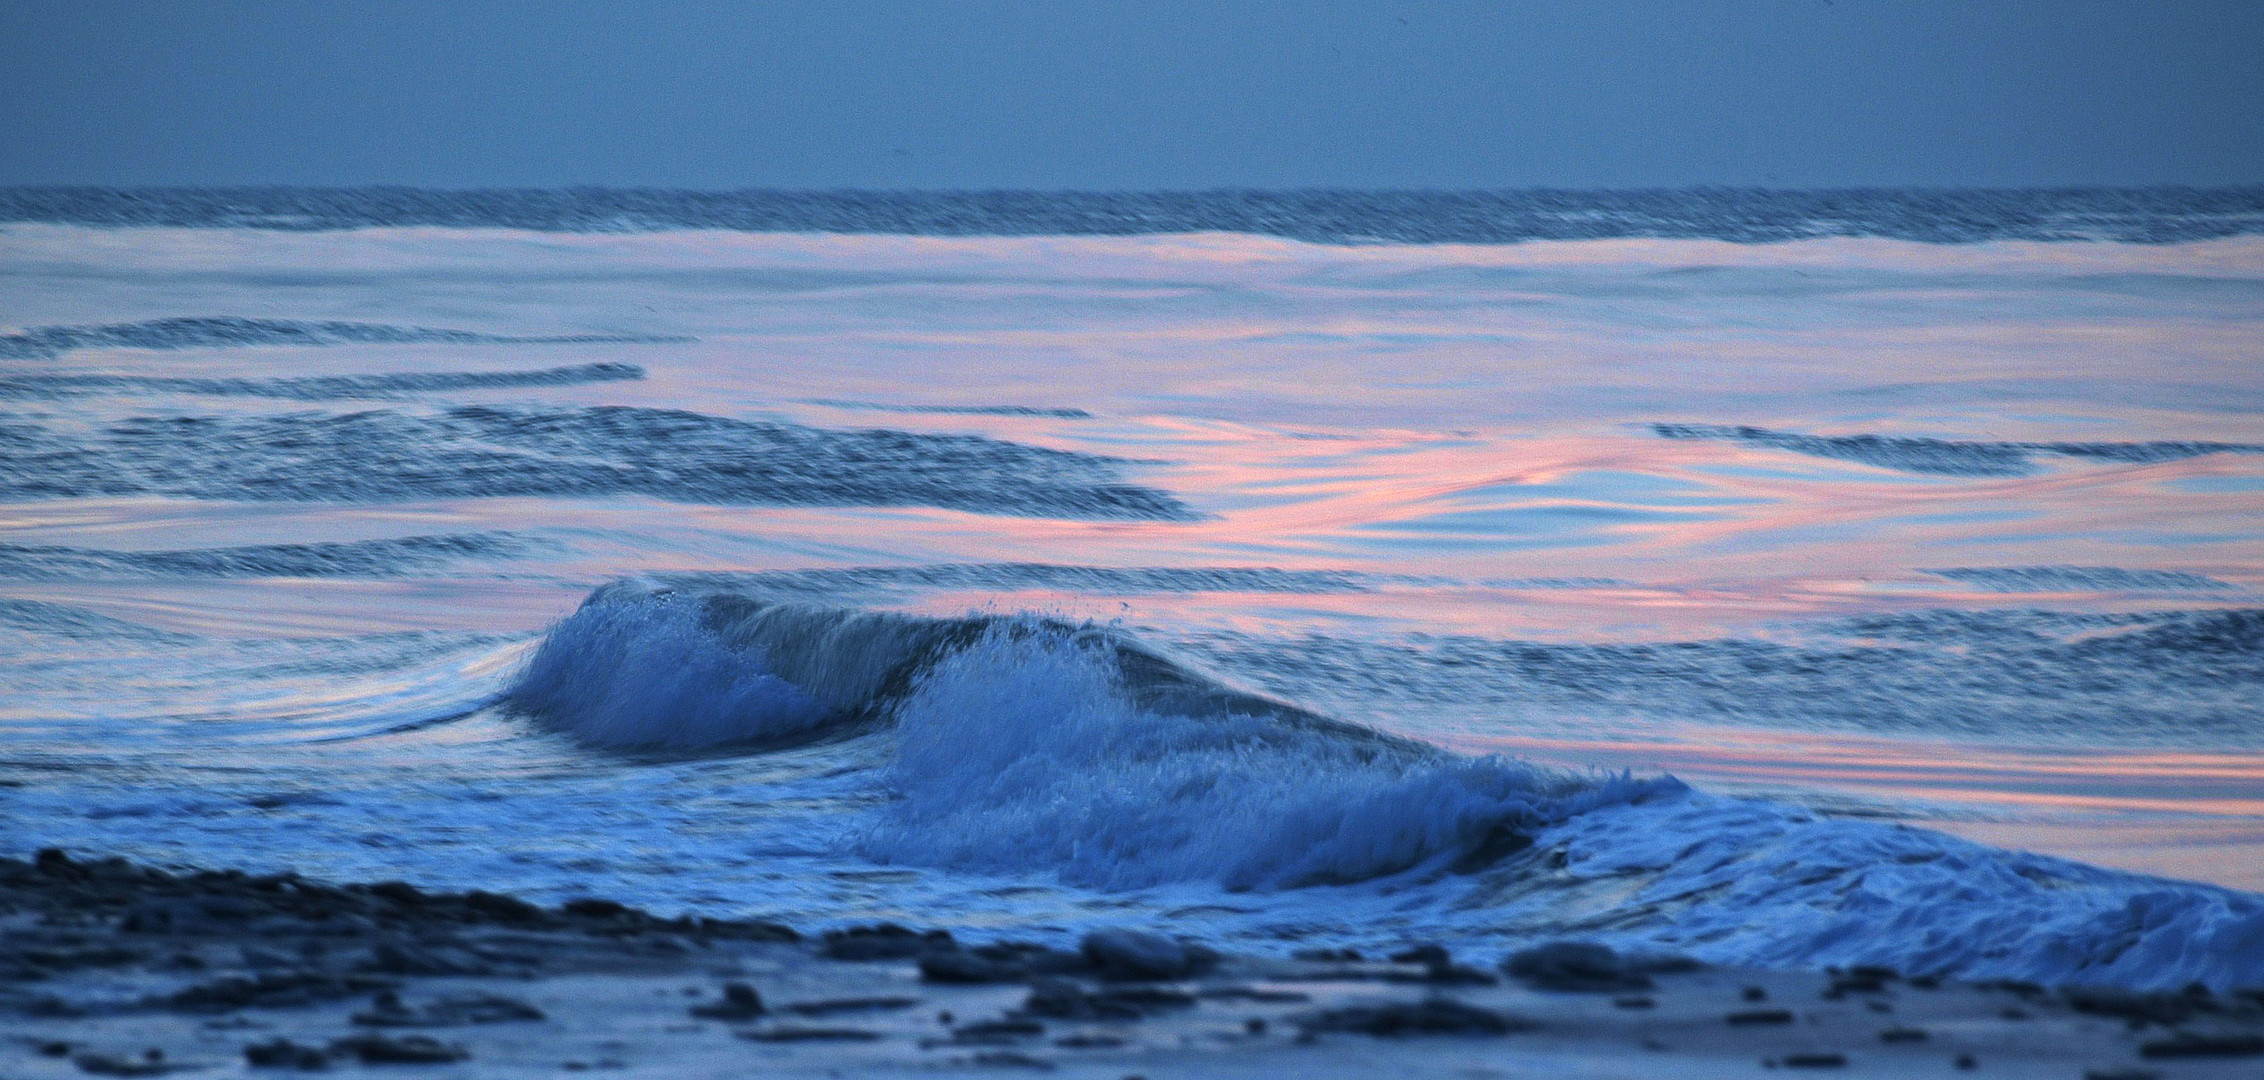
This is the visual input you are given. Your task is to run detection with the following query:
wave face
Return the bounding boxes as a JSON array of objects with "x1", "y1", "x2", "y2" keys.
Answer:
[
  {"x1": 7, "y1": 187, "x2": 2264, "y2": 243},
  {"x1": 499, "y1": 581, "x2": 2264, "y2": 989},
  {"x1": 0, "y1": 405, "x2": 1192, "y2": 518}
]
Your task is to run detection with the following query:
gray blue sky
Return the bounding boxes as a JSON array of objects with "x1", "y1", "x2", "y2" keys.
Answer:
[{"x1": 3, "y1": 0, "x2": 2260, "y2": 188}]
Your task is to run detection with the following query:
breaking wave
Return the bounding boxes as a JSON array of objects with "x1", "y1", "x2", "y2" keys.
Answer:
[{"x1": 503, "y1": 580, "x2": 2264, "y2": 988}]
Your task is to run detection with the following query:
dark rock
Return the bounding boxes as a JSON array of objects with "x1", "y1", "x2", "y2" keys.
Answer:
[
  {"x1": 972, "y1": 1050, "x2": 1056, "y2": 1070},
  {"x1": 1726, "y1": 1009, "x2": 1796, "y2": 1026},
  {"x1": 353, "y1": 991, "x2": 544, "y2": 1026},
  {"x1": 689, "y1": 982, "x2": 764, "y2": 1020},
  {"x1": 462, "y1": 890, "x2": 545, "y2": 924},
  {"x1": 738, "y1": 1026, "x2": 884, "y2": 1042},
  {"x1": 1500, "y1": 942, "x2": 1654, "y2": 993},
  {"x1": 1743, "y1": 986, "x2": 1768, "y2": 1002},
  {"x1": 561, "y1": 898, "x2": 629, "y2": 919},
  {"x1": 1054, "y1": 1034, "x2": 1126, "y2": 1048},
  {"x1": 1297, "y1": 998, "x2": 1535, "y2": 1037},
  {"x1": 919, "y1": 942, "x2": 1087, "y2": 984},
  {"x1": 1955, "y1": 1053, "x2": 1976, "y2": 1069},
  {"x1": 39, "y1": 1040, "x2": 73, "y2": 1057},
  {"x1": 2084, "y1": 1070, "x2": 2161, "y2": 1080},
  {"x1": 72, "y1": 1050, "x2": 180, "y2": 1077},
  {"x1": 2138, "y1": 1032, "x2": 2264, "y2": 1058},
  {"x1": 947, "y1": 1018, "x2": 1046, "y2": 1045},
  {"x1": 329, "y1": 1034, "x2": 467, "y2": 1064},
  {"x1": 1291, "y1": 948, "x2": 1361, "y2": 962},
  {"x1": 243, "y1": 1038, "x2": 330, "y2": 1069},
  {"x1": 1024, "y1": 978, "x2": 1195, "y2": 1020},
  {"x1": 365, "y1": 882, "x2": 427, "y2": 907},
  {"x1": 1080, "y1": 929, "x2": 1217, "y2": 981},
  {"x1": 1198, "y1": 986, "x2": 1310, "y2": 1003},
  {"x1": 157, "y1": 971, "x2": 395, "y2": 1012},
  {"x1": 2063, "y1": 986, "x2": 2195, "y2": 1026},
  {"x1": 1390, "y1": 944, "x2": 1449, "y2": 966},
  {"x1": 1879, "y1": 1026, "x2": 1928, "y2": 1043},
  {"x1": 1613, "y1": 996, "x2": 1655, "y2": 1009},
  {"x1": 820, "y1": 923, "x2": 947, "y2": 961},
  {"x1": 363, "y1": 941, "x2": 489, "y2": 976},
  {"x1": 783, "y1": 995, "x2": 920, "y2": 1016},
  {"x1": 1781, "y1": 1052, "x2": 1848, "y2": 1068}
]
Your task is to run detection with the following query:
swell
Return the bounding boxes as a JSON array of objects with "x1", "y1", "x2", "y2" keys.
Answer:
[
  {"x1": 1182, "y1": 608, "x2": 2264, "y2": 749},
  {"x1": 0, "y1": 405, "x2": 1194, "y2": 520},
  {"x1": 1653, "y1": 422, "x2": 2264, "y2": 477},
  {"x1": 0, "y1": 317, "x2": 686, "y2": 360},
  {"x1": 0, "y1": 533, "x2": 534, "y2": 580},
  {"x1": 0, "y1": 363, "x2": 644, "y2": 401},
  {"x1": 6, "y1": 187, "x2": 2263, "y2": 243}
]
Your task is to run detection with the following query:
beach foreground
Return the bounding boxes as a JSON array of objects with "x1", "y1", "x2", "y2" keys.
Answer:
[{"x1": 4, "y1": 850, "x2": 2259, "y2": 1080}]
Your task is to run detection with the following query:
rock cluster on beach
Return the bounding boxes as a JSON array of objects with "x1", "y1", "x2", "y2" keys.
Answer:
[{"x1": 4, "y1": 849, "x2": 2262, "y2": 1077}]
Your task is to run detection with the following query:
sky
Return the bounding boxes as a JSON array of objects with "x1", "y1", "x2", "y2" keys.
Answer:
[{"x1": 2, "y1": 0, "x2": 2261, "y2": 189}]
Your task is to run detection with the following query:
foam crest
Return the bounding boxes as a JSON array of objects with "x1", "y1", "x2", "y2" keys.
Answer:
[
  {"x1": 506, "y1": 592, "x2": 828, "y2": 749},
  {"x1": 863, "y1": 625, "x2": 1669, "y2": 891}
]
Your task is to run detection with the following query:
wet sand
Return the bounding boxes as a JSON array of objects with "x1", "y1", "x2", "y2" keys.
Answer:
[{"x1": 3, "y1": 849, "x2": 2259, "y2": 1079}]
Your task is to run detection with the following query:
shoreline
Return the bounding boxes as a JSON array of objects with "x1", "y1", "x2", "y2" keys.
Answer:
[{"x1": 5, "y1": 849, "x2": 2260, "y2": 1078}]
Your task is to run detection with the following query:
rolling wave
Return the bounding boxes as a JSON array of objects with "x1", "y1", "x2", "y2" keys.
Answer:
[
  {"x1": 0, "y1": 405, "x2": 1193, "y2": 519},
  {"x1": 1182, "y1": 609, "x2": 2264, "y2": 748},
  {"x1": 0, "y1": 533, "x2": 534, "y2": 580},
  {"x1": 1924, "y1": 565, "x2": 2238, "y2": 592},
  {"x1": 1653, "y1": 422, "x2": 2264, "y2": 477},
  {"x1": 7, "y1": 187, "x2": 2264, "y2": 243},
  {"x1": 0, "y1": 317, "x2": 686, "y2": 360},
  {"x1": 500, "y1": 580, "x2": 2264, "y2": 988},
  {"x1": 0, "y1": 362, "x2": 644, "y2": 401}
]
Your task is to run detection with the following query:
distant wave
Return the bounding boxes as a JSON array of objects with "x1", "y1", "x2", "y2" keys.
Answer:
[
  {"x1": 1653, "y1": 422, "x2": 2264, "y2": 476},
  {"x1": 1183, "y1": 608, "x2": 2264, "y2": 749},
  {"x1": 0, "y1": 533, "x2": 533, "y2": 580},
  {"x1": 637, "y1": 564, "x2": 1625, "y2": 602},
  {"x1": 0, "y1": 362, "x2": 644, "y2": 401},
  {"x1": 1924, "y1": 565, "x2": 2238, "y2": 592},
  {"x1": 0, "y1": 405, "x2": 1193, "y2": 520},
  {"x1": 6, "y1": 187, "x2": 2263, "y2": 244},
  {"x1": 802, "y1": 399, "x2": 1093, "y2": 419},
  {"x1": 0, "y1": 317, "x2": 687, "y2": 361}
]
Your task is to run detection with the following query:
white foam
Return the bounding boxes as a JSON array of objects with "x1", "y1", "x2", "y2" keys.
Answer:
[{"x1": 860, "y1": 624, "x2": 1667, "y2": 891}]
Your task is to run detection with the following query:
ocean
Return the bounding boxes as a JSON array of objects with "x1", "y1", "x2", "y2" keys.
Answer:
[{"x1": 1, "y1": 188, "x2": 2259, "y2": 991}]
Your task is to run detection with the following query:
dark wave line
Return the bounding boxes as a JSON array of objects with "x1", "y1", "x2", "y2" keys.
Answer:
[
  {"x1": 801, "y1": 399, "x2": 1093, "y2": 419},
  {"x1": 6, "y1": 187, "x2": 2263, "y2": 244},
  {"x1": 0, "y1": 362, "x2": 644, "y2": 401},
  {"x1": 0, "y1": 533, "x2": 535, "y2": 580},
  {"x1": 0, "y1": 405, "x2": 1196, "y2": 521},
  {"x1": 0, "y1": 317, "x2": 689, "y2": 361},
  {"x1": 1653, "y1": 423, "x2": 2264, "y2": 477},
  {"x1": 1924, "y1": 566, "x2": 2239, "y2": 592}
]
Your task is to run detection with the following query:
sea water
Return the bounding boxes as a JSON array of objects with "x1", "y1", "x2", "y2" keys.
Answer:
[{"x1": 1, "y1": 189, "x2": 2259, "y2": 990}]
